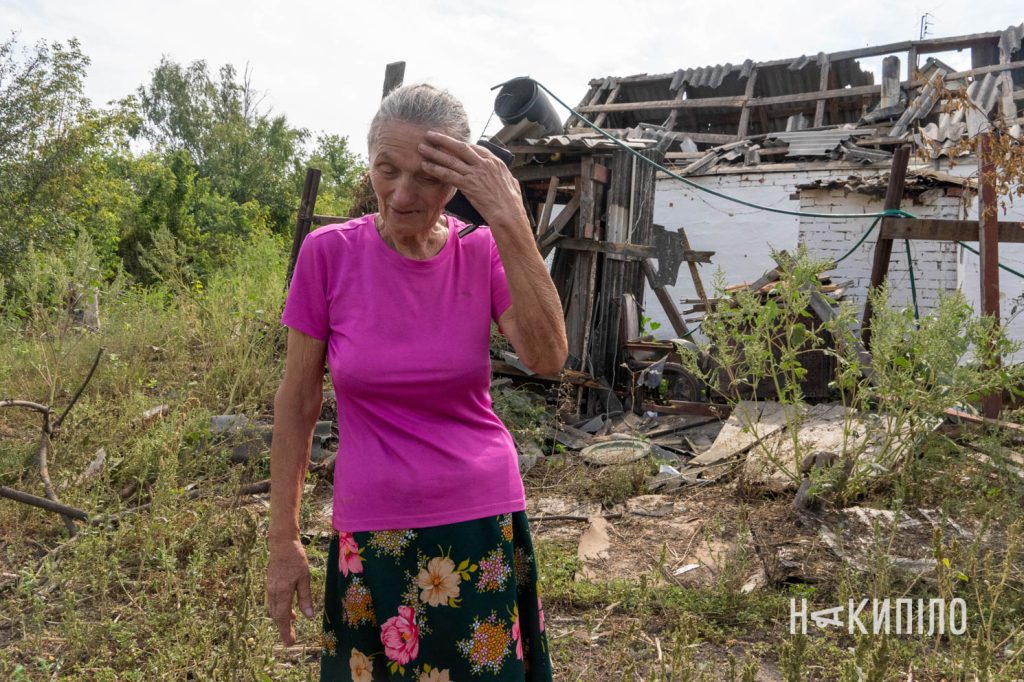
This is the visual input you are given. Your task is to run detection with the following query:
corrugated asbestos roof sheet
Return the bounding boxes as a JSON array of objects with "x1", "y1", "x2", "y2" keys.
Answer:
[
  {"x1": 890, "y1": 65, "x2": 949, "y2": 138},
  {"x1": 795, "y1": 168, "x2": 976, "y2": 193},
  {"x1": 999, "y1": 23, "x2": 1024, "y2": 61},
  {"x1": 669, "y1": 60, "x2": 755, "y2": 91},
  {"x1": 763, "y1": 129, "x2": 875, "y2": 158}
]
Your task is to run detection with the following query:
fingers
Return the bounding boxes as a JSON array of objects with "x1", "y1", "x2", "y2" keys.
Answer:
[
  {"x1": 423, "y1": 130, "x2": 486, "y2": 164},
  {"x1": 269, "y1": 586, "x2": 297, "y2": 644},
  {"x1": 297, "y1": 571, "x2": 315, "y2": 620},
  {"x1": 418, "y1": 143, "x2": 473, "y2": 177},
  {"x1": 268, "y1": 576, "x2": 302, "y2": 644},
  {"x1": 418, "y1": 140, "x2": 511, "y2": 191},
  {"x1": 276, "y1": 609, "x2": 297, "y2": 646},
  {"x1": 419, "y1": 159, "x2": 463, "y2": 185}
]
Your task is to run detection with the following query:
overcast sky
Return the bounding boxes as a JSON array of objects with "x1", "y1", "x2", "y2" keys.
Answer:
[{"x1": 2, "y1": 1, "x2": 1021, "y2": 158}]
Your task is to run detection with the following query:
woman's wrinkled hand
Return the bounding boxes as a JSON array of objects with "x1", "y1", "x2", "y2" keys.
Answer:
[
  {"x1": 418, "y1": 131, "x2": 528, "y2": 232},
  {"x1": 266, "y1": 537, "x2": 315, "y2": 645}
]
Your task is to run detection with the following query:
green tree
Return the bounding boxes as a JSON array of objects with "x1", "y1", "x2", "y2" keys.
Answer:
[
  {"x1": 0, "y1": 34, "x2": 92, "y2": 271},
  {"x1": 136, "y1": 58, "x2": 307, "y2": 233},
  {"x1": 303, "y1": 133, "x2": 365, "y2": 217}
]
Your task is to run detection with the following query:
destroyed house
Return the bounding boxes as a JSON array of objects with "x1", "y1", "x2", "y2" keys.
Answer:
[{"x1": 500, "y1": 25, "x2": 1024, "y2": 372}]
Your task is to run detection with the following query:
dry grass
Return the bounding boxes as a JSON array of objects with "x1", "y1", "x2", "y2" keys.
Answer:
[{"x1": 3, "y1": 237, "x2": 1024, "y2": 680}]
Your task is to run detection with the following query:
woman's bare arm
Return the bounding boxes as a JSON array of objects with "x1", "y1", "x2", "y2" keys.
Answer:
[{"x1": 267, "y1": 328, "x2": 327, "y2": 645}]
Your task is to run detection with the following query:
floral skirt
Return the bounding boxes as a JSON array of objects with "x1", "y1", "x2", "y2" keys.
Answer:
[{"x1": 320, "y1": 511, "x2": 553, "y2": 681}]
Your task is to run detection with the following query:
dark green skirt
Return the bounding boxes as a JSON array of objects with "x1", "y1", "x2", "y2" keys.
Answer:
[{"x1": 321, "y1": 512, "x2": 553, "y2": 681}]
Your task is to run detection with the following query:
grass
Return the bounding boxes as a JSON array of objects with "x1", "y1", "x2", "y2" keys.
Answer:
[{"x1": 3, "y1": 237, "x2": 1024, "y2": 680}]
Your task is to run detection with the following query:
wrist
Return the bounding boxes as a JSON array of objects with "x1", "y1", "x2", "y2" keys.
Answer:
[{"x1": 268, "y1": 525, "x2": 300, "y2": 545}]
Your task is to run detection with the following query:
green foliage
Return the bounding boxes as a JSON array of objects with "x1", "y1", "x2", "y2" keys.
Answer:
[
  {"x1": 679, "y1": 247, "x2": 1024, "y2": 505},
  {"x1": 136, "y1": 58, "x2": 363, "y2": 235},
  {"x1": 0, "y1": 35, "x2": 132, "y2": 273},
  {"x1": 304, "y1": 133, "x2": 364, "y2": 218},
  {"x1": 0, "y1": 35, "x2": 365, "y2": 310}
]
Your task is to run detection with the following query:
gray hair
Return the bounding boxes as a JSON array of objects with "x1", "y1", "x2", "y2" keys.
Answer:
[{"x1": 368, "y1": 84, "x2": 471, "y2": 153}]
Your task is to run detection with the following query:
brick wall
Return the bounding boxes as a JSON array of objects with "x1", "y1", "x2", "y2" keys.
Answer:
[{"x1": 798, "y1": 187, "x2": 963, "y2": 315}]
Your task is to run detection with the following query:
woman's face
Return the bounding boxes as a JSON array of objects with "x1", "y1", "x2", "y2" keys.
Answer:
[{"x1": 369, "y1": 121, "x2": 455, "y2": 236}]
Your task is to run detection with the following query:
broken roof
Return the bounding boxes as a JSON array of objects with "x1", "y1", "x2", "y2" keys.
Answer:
[{"x1": 558, "y1": 24, "x2": 1024, "y2": 166}]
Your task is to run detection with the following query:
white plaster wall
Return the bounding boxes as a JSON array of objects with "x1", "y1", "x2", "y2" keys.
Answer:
[
  {"x1": 646, "y1": 168, "x2": 843, "y2": 338},
  {"x1": 643, "y1": 163, "x2": 1024, "y2": 362}
]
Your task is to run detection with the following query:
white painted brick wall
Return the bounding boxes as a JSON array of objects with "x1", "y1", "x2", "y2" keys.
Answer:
[{"x1": 798, "y1": 189, "x2": 962, "y2": 315}]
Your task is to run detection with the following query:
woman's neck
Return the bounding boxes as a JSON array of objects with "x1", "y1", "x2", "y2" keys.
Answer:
[{"x1": 377, "y1": 214, "x2": 448, "y2": 260}]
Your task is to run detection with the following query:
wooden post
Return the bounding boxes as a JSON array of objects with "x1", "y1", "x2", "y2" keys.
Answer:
[
  {"x1": 979, "y1": 132, "x2": 1003, "y2": 418},
  {"x1": 286, "y1": 168, "x2": 322, "y2": 288},
  {"x1": 861, "y1": 145, "x2": 911, "y2": 349},
  {"x1": 642, "y1": 260, "x2": 690, "y2": 337},
  {"x1": 678, "y1": 227, "x2": 709, "y2": 308},
  {"x1": 382, "y1": 61, "x2": 406, "y2": 99}
]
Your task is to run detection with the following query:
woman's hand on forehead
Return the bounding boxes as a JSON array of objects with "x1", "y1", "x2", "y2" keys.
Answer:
[{"x1": 417, "y1": 131, "x2": 527, "y2": 231}]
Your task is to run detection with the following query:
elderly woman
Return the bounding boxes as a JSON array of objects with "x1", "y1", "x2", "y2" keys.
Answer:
[{"x1": 267, "y1": 84, "x2": 566, "y2": 681}]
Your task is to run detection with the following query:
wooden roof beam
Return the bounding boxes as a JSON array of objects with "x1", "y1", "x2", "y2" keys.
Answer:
[{"x1": 584, "y1": 30, "x2": 1006, "y2": 87}]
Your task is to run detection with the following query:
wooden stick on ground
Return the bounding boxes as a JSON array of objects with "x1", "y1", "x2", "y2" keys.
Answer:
[
  {"x1": 0, "y1": 485, "x2": 90, "y2": 521},
  {"x1": 0, "y1": 347, "x2": 104, "y2": 536}
]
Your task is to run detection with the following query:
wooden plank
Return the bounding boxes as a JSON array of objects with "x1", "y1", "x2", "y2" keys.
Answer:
[
  {"x1": 577, "y1": 158, "x2": 603, "y2": 413},
  {"x1": 578, "y1": 83, "x2": 881, "y2": 114},
  {"x1": 678, "y1": 227, "x2": 709, "y2": 307},
  {"x1": 512, "y1": 163, "x2": 582, "y2": 183},
  {"x1": 944, "y1": 59, "x2": 1024, "y2": 81},
  {"x1": 536, "y1": 177, "x2": 560, "y2": 238},
  {"x1": 566, "y1": 128, "x2": 739, "y2": 144},
  {"x1": 814, "y1": 58, "x2": 831, "y2": 128},
  {"x1": 578, "y1": 95, "x2": 745, "y2": 113},
  {"x1": 862, "y1": 145, "x2": 911, "y2": 350},
  {"x1": 881, "y1": 218, "x2": 1024, "y2": 243},
  {"x1": 538, "y1": 191, "x2": 581, "y2": 256},
  {"x1": 565, "y1": 158, "x2": 597, "y2": 375},
  {"x1": 642, "y1": 259, "x2": 689, "y2": 337},
  {"x1": 593, "y1": 81, "x2": 621, "y2": 129},
  {"x1": 943, "y1": 407, "x2": 1024, "y2": 435},
  {"x1": 979, "y1": 133, "x2": 1002, "y2": 418},
  {"x1": 642, "y1": 401, "x2": 731, "y2": 419},
  {"x1": 382, "y1": 62, "x2": 405, "y2": 99},
  {"x1": 556, "y1": 239, "x2": 712, "y2": 262},
  {"x1": 312, "y1": 213, "x2": 351, "y2": 226},
  {"x1": 684, "y1": 401, "x2": 787, "y2": 466}
]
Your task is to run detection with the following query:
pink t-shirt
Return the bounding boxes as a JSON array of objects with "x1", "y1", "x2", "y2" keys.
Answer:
[{"x1": 281, "y1": 213, "x2": 523, "y2": 532}]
